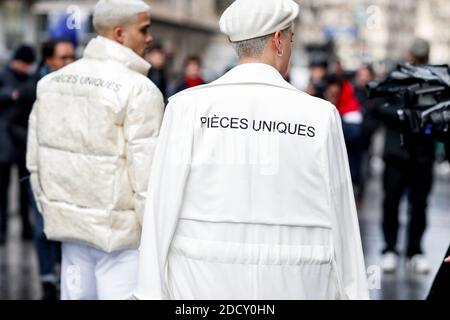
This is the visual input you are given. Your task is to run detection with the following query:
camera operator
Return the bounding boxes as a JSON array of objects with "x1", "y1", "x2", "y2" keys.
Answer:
[{"x1": 376, "y1": 38, "x2": 435, "y2": 274}]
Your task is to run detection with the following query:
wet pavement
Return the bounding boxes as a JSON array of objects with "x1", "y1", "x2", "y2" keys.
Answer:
[
  {"x1": 360, "y1": 159, "x2": 450, "y2": 300},
  {"x1": 1, "y1": 158, "x2": 449, "y2": 300}
]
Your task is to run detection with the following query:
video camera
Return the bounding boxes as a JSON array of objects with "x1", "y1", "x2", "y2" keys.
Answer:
[{"x1": 368, "y1": 63, "x2": 450, "y2": 143}]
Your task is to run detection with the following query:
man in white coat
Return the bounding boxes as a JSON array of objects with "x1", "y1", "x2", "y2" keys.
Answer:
[
  {"x1": 134, "y1": 0, "x2": 369, "y2": 300},
  {"x1": 27, "y1": 0, "x2": 164, "y2": 299}
]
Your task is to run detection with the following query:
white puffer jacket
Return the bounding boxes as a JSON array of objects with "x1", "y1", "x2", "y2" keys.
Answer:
[{"x1": 27, "y1": 36, "x2": 164, "y2": 253}]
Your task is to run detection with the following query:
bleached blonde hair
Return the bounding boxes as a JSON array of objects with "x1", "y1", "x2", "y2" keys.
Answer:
[{"x1": 93, "y1": 0, "x2": 151, "y2": 34}]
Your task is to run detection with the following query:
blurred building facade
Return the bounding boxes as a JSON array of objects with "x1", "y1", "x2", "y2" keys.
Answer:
[
  {"x1": 298, "y1": 0, "x2": 450, "y2": 70},
  {"x1": 416, "y1": 0, "x2": 450, "y2": 64},
  {"x1": 0, "y1": 0, "x2": 35, "y2": 63},
  {"x1": 0, "y1": 0, "x2": 235, "y2": 78},
  {"x1": 0, "y1": 0, "x2": 449, "y2": 73},
  {"x1": 297, "y1": 0, "x2": 421, "y2": 71}
]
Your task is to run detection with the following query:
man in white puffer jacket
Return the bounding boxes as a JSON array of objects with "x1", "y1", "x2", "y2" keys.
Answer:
[{"x1": 26, "y1": 0, "x2": 164, "y2": 300}]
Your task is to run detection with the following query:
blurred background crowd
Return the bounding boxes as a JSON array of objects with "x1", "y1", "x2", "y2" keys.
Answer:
[{"x1": 0, "y1": 0, "x2": 449, "y2": 300}]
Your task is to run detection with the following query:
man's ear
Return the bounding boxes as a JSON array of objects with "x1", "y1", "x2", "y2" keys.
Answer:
[
  {"x1": 272, "y1": 31, "x2": 283, "y2": 53},
  {"x1": 112, "y1": 26, "x2": 125, "y2": 45}
]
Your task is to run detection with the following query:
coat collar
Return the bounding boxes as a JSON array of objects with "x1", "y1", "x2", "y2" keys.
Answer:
[
  {"x1": 83, "y1": 36, "x2": 151, "y2": 76},
  {"x1": 212, "y1": 63, "x2": 298, "y2": 91},
  {"x1": 170, "y1": 63, "x2": 300, "y2": 100}
]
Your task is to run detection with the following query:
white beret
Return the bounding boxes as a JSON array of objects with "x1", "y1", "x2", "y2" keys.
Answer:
[{"x1": 219, "y1": 0, "x2": 300, "y2": 42}]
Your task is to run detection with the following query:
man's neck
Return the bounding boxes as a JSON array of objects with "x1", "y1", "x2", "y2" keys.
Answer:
[{"x1": 238, "y1": 55, "x2": 274, "y2": 67}]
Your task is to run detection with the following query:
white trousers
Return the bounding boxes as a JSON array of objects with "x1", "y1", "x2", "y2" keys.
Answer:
[{"x1": 61, "y1": 242, "x2": 139, "y2": 300}]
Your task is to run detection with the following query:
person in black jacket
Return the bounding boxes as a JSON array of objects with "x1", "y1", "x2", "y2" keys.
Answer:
[
  {"x1": 377, "y1": 38, "x2": 435, "y2": 274},
  {"x1": 8, "y1": 39, "x2": 75, "y2": 300},
  {"x1": 146, "y1": 44, "x2": 168, "y2": 102},
  {"x1": 354, "y1": 65, "x2": 382, "y2": 203},
  {"x1": 0, "y1": 45, "x2": 35, "y2": 245}
]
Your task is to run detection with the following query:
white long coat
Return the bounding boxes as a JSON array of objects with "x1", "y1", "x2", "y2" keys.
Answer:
[{"x1": 134, "y1": 63, "x2": 369, "y2": 300}]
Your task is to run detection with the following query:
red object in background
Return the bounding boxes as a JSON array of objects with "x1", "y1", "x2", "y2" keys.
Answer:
[
  {"x1": 336, "y1": 80, "x2": 361, "y2": 116},
  {"x1": 185, "y1": 77, "x2": 204, "y2": 88}
]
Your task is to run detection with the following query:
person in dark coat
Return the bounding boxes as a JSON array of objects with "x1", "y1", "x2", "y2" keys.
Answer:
[
  {"x1": 354, "y1": 64, "x2": 382, "y2": 202},
  {"x1": 306, "y1": 57, "x2": 328, "y2": 99},
  {"x1": 323, "y1": 74, "x2": 363, "y2": 201},
  {"x1": 376, "y1": 38, "x2": 435, "y2": 274},
  {"x1": 9, "y1": 39, "x2": 75, "y2": 300},
  {"x1": 0, "y1": 45, "x2": 36, "y2": 245},
  {"x1": 146, "y1": 44, "x2": 168, "y2": 102}
]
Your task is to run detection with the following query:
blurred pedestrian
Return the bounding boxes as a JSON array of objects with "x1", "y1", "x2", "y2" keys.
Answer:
[
  {"x1": 9, "y1": 39, "x2": 75, "y2": 150},
  {"x1": 9, "y1": 39, "x2": 75, "y2": 300},
  {"x1": 405, "y1": 38, "x2": 430, "y2": 65},
  {"x1": 170, "y1": 55, "x2": 205, "y2": 95},
  {"x1": 134, "y1": 0, "x2": 368, "y2": 300},
  {"x1": 376, "y1": 38, "x2": 435, "y2": 273},
  {"x1": 0, "y1": 45, "x2": 36, "y2": 245},
  {"x1": 27, "y1": 0, "x2": 164, "y2": 300},
  {"x1": 324, "y1": 74, "x2": 363, "y2": 201},
  {"x1": 305, "y1": 55, "x2": 328, "y2": 98},
  {"x1": 354, "y1": 64, "x2": 382, "y2": 202},
  {"x1": 146, "y1": 44, "x2": 168, "y2": 102}
]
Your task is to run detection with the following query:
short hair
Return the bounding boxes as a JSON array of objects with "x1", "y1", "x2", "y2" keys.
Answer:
[
  {"x1": 231, "y1": 26, "x2": 291, "y2": 59},
  {"x1": 12, "y1": 45, "x2": 36, "y2": 64},
  {"x1": 184, "y1": 55, "x2": 202, "y2": 67},
  {"x1": 409, "y1": 38, "x2": 430, "y2": 64},
  {"x1": 93, "y1": 0, "x2": 151, "y2": 35},
  {"x1": 358, "y1": 64, "x2": 375, "y2": 78},
  {"x1": 149, "y1": 43, "x2": 164, "y2": 52},
  {"x1": 324, "y1": 74, "x2": 343, "y2": 88},
  {"x1": 41, "y1": 38, "x2": 73, "y2": 62}
]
